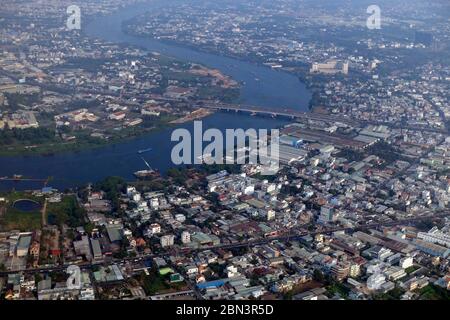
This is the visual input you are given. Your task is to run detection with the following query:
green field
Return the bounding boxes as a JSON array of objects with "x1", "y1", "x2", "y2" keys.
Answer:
[
  {"x1": 1, "y1": 208, "x2": 41, "y2": 231},
  {"x1": 419, "y1": 284, "x2": 450, "y2": 300},
  {"x1": 47, "y1": 195, "x2": 86, "y2": 227},
  {"x1": 0, "y1": 192, "x2": 43, "y2": 231},
  {"x1": 0, "y1": 192, "x2": 88, "y2": 231},
  {"x1": 139, "y1": 267, "x2": 186, "y2": 295}
]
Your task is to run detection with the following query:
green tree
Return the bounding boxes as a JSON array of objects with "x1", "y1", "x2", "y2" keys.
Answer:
[{"x1": 313, "y1": 269, "x2": 325, "y2": 282}]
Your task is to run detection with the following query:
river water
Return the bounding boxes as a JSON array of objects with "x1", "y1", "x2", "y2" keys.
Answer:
[{"x1": 0, "y1": 0, "x2": 311, "y2": 191}]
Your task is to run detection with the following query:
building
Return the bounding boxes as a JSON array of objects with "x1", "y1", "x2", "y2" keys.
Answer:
[
  {"x1": 266, "y1": 209, "x2": 276, "y2": 221},
  {"x1": 125, "y1": 118, "x2": 143, "y2": 127},
  {"x1": 181, "y1": 231, "x2": 191, "y2": 244},
  {"x1": 385, "y1": 266, "x2": 407, "y2": 281},
  {"x1": 74, "y1": 236, "x2": 92, "y2": 260},
  {"x1": 399, "y1": 256, "x2": 414, "y2": 269},
  {"x1": 108, "y1": 111, "x2": 126, "y2": 121},
  {"x1": 90, "y1": 238, "x2": 102, "y2": 261},
  {"x1": 16, "y1": 235, "x2": 32, "y2": 257},
  {"x1": 93, "y1": 265, "x2": 124, "y2": 283},
  {"x1": 106, "y1": 224, "x2": 123, "y2": 243},
  {"x1": 330, "y1": 263, "x2": 350, "y2": 281},
  {"x1": 145, "y1": 223, "x2": 161, "y2": 237},
  {"x1": 310, "y1": 60, "x2": 349, "y2": 75},
  {"x1": 160, "y1": 235, "x2": 175, "y2": 248},
  {"x1": 367, "y1": 273, "x2": 386, "y2": 291},
  {"x1": 418, "y1": 227, "x2": 450, "y2": 248},
  {"x1": 318, "y1": 206, "x2": 336, "y2": 224},
  {"x1": 414, "y1": 239, "x2": 450, "y2": 258},
  {"x1": 349, "y1": 263, "x2": 361, "y2": 278},
  {"x1": 2, "y1": 112, "x2": 39, "y2": 130}
]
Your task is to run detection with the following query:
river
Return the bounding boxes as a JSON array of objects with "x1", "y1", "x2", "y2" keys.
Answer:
[{"x1": 0, "y1": 0, "x2": 311, "y2": 191}]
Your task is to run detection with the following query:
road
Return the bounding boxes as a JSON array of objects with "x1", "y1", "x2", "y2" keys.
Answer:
[
  {"x1": 1, "y1": 209, "x2": 449, "y2": 277},
  {"x1": 41, "y1": 198, "x2": 48, "y2": 227},
  {"x1": 204, "y1": 102, "x2": 448, "y2": 134}
]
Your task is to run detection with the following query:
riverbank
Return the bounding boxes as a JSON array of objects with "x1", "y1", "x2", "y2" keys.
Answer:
[
  {"x1": 169, "y1": 108, "x2": 215, "y2": 124},
  {"x1": 85, "y1": 1, "x2": 312, "y2": 110},
  {"x1": 0, "y1": 0, "x2": 309, "y2": 191},
  {"x1": 122, "y1": 20, "x2": 316, "y2": 109},
  {"x1": 0, "y1": 113, "x2": 290, "y2": 192},
  {"x1": 0, "y1": 116, "x2": 180, "y2": 157}
]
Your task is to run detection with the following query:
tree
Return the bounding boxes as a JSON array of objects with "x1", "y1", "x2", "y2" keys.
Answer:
[
  {"x1": 34, "y1": 273, "x2": 43, "y2": 283},
  {"x1": 84, "y1": 222, "x2": 95, "y2": 235},
  {"x1": 94, "y1": 176, "x2": 126, "y2": 211},
  {"x1": 313, "y1": 269, "x2": 325, "y2": 282}
]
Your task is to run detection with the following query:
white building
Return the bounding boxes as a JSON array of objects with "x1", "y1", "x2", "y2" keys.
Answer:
[
  {"x1": 181, "y1": 231, "x2": 191, "y2": 244},
  {"x1": 175, "y1": 214, "x2": 186, "y2": 223},
  {"x1": 227, "y1": 265, "x2": 240, "y2": 278},
  {"x1": 150, "y1": 223, "x2": 161, "y2": 235},
  {"x1": 367, "y1": 273, "x2": 386, "y2": 290},
  {"x1": 418, "y1": 227, "x2": 450, "y2": 248},
  {"x1": 144, "y1": 223, "x2": 161, "y2": 238},
  {"x1": 160, "y1": 235, "x2": 175, "y2": 248},
  {"x1": 149, "y1": 198, "x2": 159, "y2": 209},
  {"x1": 400, "y1": 256, "x2": 414, "y2": 269},
  {"x1": 267, "y1": 209, "x2": 276, "y2": 221},
  {"x1": 132, "y1": 193, "x2": 141, "y2": 202}
]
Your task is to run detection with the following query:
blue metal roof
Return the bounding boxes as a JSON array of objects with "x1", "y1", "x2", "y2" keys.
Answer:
[{"x1": 196, "y1": 279, "x2": 226, "y2": 289}]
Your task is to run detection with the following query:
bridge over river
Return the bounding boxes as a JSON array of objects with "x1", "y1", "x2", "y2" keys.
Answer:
[{"x1": 204, "y1": 103, "x2": 360, "y2": 126}]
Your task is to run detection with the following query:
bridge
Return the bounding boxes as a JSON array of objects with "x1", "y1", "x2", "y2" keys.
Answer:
[
  {"x1": 202, "y1": 103, "x2": 448, "y2": 134},
  {"x1": 203, "y1": 103, "x2": 360, "y2": 126}
]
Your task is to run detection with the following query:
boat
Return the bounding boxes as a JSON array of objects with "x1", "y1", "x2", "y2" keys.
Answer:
[
  {"x1": 137, "y1": 147, "x2": 152, "y2": 154},
  {"x1": 133, "y1": 170, "x2": 159, "y2": 179},
  {"x1": 134, "y1": 156, "x2": 159, "y2": 179}
]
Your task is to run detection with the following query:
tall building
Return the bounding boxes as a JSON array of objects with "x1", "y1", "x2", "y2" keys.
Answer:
[
  {"x1": 349, "y1": 264, "x2": 361, "y2": 278},
  {"x1": 310, "y1": 60, "x2": 349, "y2": 75},
  {"x1": 330, "y1": 262, "x2": 350, "y2": 281},
  {"x1": 16, "y1": 235, "x2": 32, "y2": 257},
  {"x1": 367, "y1": 273, "x2": 386, "y2": 290},
  {"x1": 181, "y1": 231, "x2": 191, "y2": 244},
  {"x1": 318, "y1": 206, "x2": 336, "y2": 224},
  {"x1": 267, "y1": 209, "x2": 276, "y2": 221},
  {"x1": 160, "y1": 234, "x2": 175, "y2": 248}
]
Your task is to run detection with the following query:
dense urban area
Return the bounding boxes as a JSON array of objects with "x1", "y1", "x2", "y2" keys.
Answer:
[
  {"x1": 0, "y1": 0, "x2": 238, "y2": 155},
  {"x1": 0, "y1": 0, "x2": 449, "y2": 301}
]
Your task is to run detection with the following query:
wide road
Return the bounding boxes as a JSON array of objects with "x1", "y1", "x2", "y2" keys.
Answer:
[
  {"x1": 206, "y1": 102, "x2": 448, "y2": 134},
  {"x1": 1, "y1": 209, "x2": 448, "y2": 277}
]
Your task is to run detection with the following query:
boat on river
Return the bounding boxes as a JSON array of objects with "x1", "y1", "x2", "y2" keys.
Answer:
[{"x1": 137, "y1": 147, "x2": 152, "y2": 154}]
